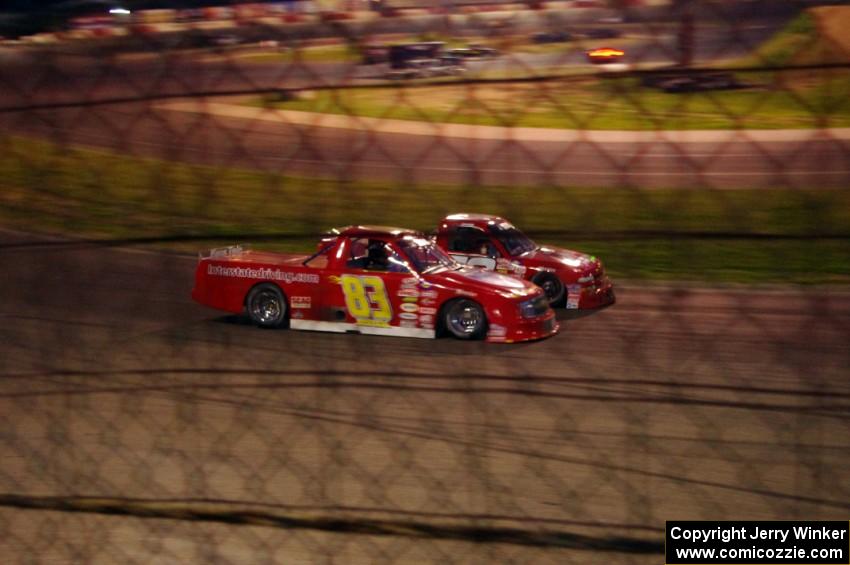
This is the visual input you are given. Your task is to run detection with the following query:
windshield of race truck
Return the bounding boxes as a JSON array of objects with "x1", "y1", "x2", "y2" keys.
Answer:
[
  {"x1": 398, "y1": 237, "x2": 457, "y2": 273},
  {"x1": 489, "y1": 223, "x2": 537, "y2": 256}
]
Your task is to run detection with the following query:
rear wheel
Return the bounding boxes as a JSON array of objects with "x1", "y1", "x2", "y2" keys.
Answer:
[
  {"x1": 443, "y1": 299, "x2": 487, "y2": 340},
  {"x1": 532, "y1": 272, "x2": 565, "y2": 307},
  {"x1": 246, "y1": 284, "x2": 287, "y2": 328}
]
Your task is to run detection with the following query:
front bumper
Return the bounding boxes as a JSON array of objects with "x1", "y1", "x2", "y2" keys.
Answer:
[
  {"x1": 572, "y1": 277, "x2": 616, "y2": 309},
  {"x1": 487, "y1": 309, "x2": 559, "y2": 343}
]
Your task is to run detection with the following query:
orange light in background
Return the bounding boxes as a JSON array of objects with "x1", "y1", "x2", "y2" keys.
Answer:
[{"x1": 587, "y1": 48, "x2": 625, "y2": 58}]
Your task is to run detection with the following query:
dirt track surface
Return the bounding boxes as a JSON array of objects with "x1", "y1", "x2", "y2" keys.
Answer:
[{"x1": 1, "y1": 230, "x2": 849, "y2": 563}]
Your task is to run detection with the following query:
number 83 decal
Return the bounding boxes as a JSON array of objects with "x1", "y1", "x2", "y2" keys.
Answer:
[{"x1": 341, "y1": 275, "x2": 392, "y2": 325}]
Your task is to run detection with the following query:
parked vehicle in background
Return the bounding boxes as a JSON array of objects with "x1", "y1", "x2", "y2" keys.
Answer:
[
  {"x1": 386, "y1": 42, "x2": 465, "y2": 79},
  {"x1": 531, "y1": 31, "x2": 572, "y2": 44},
  {"x1": 581, "y1": 27, "x2": 622, "y2": 39},
  {"x1": 642, "y1": 70, "x2": 748, "y2": 93}
]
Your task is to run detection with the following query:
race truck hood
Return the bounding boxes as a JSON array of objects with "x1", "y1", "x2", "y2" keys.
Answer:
[
  {"x1": 426, "y1": 266, "x2": 540, "y2": 298},
  {"x1": 521, "y1": 246, "x2": 599, "y2": 277}
]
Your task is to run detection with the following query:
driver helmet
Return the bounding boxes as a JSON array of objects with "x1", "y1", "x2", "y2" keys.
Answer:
[{"x1": 367, "y1": 240, "x2": 389, "y2": 268}]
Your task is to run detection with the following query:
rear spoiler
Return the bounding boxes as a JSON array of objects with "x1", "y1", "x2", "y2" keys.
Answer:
[{"x1": 198, "y1": 244, "x2": 248, "y2": 260}]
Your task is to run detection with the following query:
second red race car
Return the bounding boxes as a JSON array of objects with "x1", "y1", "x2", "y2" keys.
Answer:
[
  {"x1": 434, "y1": 214, "x2": 615, "y2": 309},
  {"x1": 192, "y1": 225, "x2": 558, "y2": 343}
]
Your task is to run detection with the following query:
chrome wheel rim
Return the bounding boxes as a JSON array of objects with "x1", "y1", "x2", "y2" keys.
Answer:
[
  {"x1": 251, "y1": 290, "x2": 283, "y2": 324},
  {"x1": 448, "y1": 302, "x2": 483, "y2": 335}
]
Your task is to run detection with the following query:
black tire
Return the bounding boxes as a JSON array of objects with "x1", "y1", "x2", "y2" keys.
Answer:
[
  {"x1": 442, "y1": 299, "x2": 487, "y2": 340},
  {"x1": 532, "y1": 272, "x2": 565, "y2": 307},
  {"x1": 246, "y1": 283, "x2": 287, "y2": 328}
]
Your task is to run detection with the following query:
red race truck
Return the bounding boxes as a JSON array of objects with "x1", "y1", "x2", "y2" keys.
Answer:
[
  {"x1": 434, "y1": 214, "x2": 615, "y2": 309},
  {"x1": 193, "y1": 225, "x2": 558, "y2": 343}
]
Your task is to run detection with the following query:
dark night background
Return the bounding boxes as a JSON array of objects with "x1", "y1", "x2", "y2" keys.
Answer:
[
  {"x1": 1, "y1": 0, "x2": 291, "y2": 35},
  {"x1": 2, "y1": 0, "x2": 263, "y2": 11}
]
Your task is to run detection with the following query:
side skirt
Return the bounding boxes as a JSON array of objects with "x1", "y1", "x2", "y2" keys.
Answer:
[{"x1": 290, "y1": 320, "x2": 435, "y2": 339}]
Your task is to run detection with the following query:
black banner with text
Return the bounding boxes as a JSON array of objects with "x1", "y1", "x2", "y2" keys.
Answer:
[{"x1": 666, "y1": 521, "x2": 849, "y2": 564}]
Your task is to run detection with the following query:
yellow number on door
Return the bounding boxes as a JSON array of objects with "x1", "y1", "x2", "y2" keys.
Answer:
[
  {"x1": 341, "y1": 275, "x2": 392, "y2": 325},
  {"x1": 341, "y1": 275, "x2": 370, "y2": 318}
]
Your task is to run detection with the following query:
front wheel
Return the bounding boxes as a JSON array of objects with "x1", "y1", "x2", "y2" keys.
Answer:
[
  {"x1": 443, "y1": 299, "x2": 487, "y2": 340},
  {"x1": 246, "y1": 283, "x2": 287, "y2": 328},
  {"x1": 532, "y1": 272, "x2": 565, "y2": 307}
]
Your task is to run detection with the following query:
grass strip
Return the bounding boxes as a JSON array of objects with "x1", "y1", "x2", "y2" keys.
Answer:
[{"x1": 1, "y1": 136, "x2": 848, "y2": 284}]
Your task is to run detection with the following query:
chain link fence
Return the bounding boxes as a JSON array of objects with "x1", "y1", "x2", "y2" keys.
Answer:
[{"x1": 1, "y1": 0, "x2": 849, "y2": 563}]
